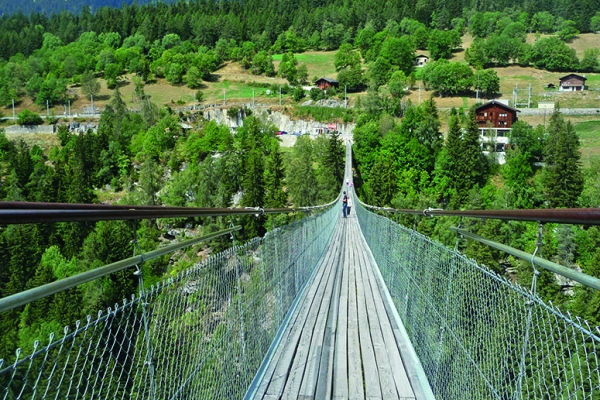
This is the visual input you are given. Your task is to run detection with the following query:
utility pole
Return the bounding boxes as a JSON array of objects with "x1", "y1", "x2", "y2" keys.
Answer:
[
  {"x1": 193, "y1": 92, "x2": 196, "y2": 110},
  {"x1": 68, "y1": 100, "x2": 71, "y2": 117},
  {"x1": 476, "y1": 73, "x2": 480, "y2": 103},
  {"x1": 46, "y1": 100, "x2": 49, "y2": 117}
]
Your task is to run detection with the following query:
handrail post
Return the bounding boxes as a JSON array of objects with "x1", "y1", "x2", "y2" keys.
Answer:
[
  {"x1": 131, "y1": 220, "x2": 157, "y2": 400},
  {"x1": 515, "y1": 222, "x2": 543, "y2": 399}
]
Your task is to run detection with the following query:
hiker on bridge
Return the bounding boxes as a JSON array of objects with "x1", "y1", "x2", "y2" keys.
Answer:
[{"x1": 342, "y1": 191, "x2": 348, "y2": 218}]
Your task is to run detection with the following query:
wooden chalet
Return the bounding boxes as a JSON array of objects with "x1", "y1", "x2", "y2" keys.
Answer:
[
  {"x1": 559, "y1": 74, "x2": 587, "y2": 91},
  {"x1": 475, "y1": 101, "x2": 519, "y2": 129},
  {"x1": 315, "y1": 77, "x2": 339, "y2": 90}
]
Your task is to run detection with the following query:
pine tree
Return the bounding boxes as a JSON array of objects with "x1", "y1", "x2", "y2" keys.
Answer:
[
  {"x1": 451, "y1": 110, "x2": 486, "y2": 207},
  {"x1": 325, "y1": 130, "x2": 345, "y2": 188},
  {"x1": 543, "y1": 110, "x2": 583, "y2": 208},
  {"x1": 264, "y1": 142, "x2": 287, "y2": 208},
  {"x1": 369, "y1": 153, "x2": 397, "y2": 206},
  {"x1": 241, "y1": 148, "x2": 266, "y2": 238},
  {"x1": 287, "y1": 136, "x2": 318, "y2": 207}
]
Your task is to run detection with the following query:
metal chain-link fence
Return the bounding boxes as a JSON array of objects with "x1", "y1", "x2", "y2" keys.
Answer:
[
  {"x1": 0, "y1": 205, "x2": 338, "y2": 399},
  {"x1": 356, "y1": 201, "x2": 600, "y2": 400}
]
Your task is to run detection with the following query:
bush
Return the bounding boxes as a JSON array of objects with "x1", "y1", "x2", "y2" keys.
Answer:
[
  {"x1": 309, "y1": 87, "x2": 323, "y2": 101},
  {"x1": 292, "y1": 87, "x2": 306, "y2": 102},
  {"x1": 17, "y1": 109, "x2": 43, "y2": 125}
]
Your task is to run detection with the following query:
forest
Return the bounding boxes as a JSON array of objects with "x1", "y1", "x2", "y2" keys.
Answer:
[
  {"x1": 0, "y1": 0, "x2": 599, "y2": 376},
  {"x1": 0, "y1": 88, "x2": 345, "y2": 360},
  {"x1": 1, "y1": 0, "x2": 600, "y2": 111}
]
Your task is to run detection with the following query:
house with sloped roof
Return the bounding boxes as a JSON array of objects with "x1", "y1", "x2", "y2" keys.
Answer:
[
  {"x1": 315, "y1": 77, "x2": 339, "y2": 90},
  {"x1": 559, "y1": 74, "x2": 587, "y2": 91}
]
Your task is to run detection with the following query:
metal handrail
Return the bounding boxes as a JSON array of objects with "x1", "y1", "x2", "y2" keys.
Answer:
[
  {"x1": 0, "y1": 201, "x2": 338, "y2": 225},
  {"x1": 452, "y1": 227, "x2": 600, "y2": 291},
  {"x1": 358, "y1": 200, "x2": 600, "y2": 226},
  {"x1": 0, "y1": 226, "x2": 242, "y2": 314}
]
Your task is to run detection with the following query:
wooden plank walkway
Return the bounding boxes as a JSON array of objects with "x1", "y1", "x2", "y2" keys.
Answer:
[{"x1": 251, "y1": 211, "x2": 419, "y2": 400}]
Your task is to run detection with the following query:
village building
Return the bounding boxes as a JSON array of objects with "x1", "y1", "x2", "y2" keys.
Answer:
[
  {"x1": 315, "y1": 77, "x2": 339, "y2": 90},
  {"x1": 559, "y1": 74, "x2": 587, "y2": 91},
  {"x1": 415, "y1": 54, "x2": 429, "y2": 67},
  {"x1": 475, "y1": 100, "x2": 520, "y2": 164}
]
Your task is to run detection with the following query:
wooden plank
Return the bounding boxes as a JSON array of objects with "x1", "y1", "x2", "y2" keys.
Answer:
[
  {"x1": 354, "y1": 221, "x2": 399, "y2": 400},
  {"x1": 253, "y1": 252, "x2": 327, "y2": 400},
  {"x1": 347, "y1": 223, "x2": 365, "y2": 400},
  {"x1": 333, "y1": 219, "x2": 350, "y2": 399},
  {"x1": 357, "y1": 221, "x2": 419, "y2": 400},
  {"x1": 263, "y1": 224, "x2": 344, "y2": 399},
  {"x1": 315, "y1": 221, "x2": 346, "y2": 400},
  {"x1": 280, "y1": 225, "x2": 343, "y2": 399},
  {"x1": 297, "y1": 223, "x2": 344, "y2": 398},
  {"x1": 352, "y1": 223, "x2": 383, "y2": 399}
]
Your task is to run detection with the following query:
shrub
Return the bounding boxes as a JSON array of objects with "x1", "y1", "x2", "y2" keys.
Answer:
[{"x1": 17, "y1": 109, "x2": 43, "y2": 125}]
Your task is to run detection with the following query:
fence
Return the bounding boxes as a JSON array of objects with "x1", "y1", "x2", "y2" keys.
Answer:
[
  {"x1": 356, "y1": 200, "x2": 600, "y2": 399},
  {"x1": 0, "y1": 204, "x2": 339, "y2": 399}
]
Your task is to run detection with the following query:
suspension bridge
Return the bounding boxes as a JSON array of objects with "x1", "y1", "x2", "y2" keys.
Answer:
[{"x1": 1, "y1": 145, "x2": 600, "y2": 399}]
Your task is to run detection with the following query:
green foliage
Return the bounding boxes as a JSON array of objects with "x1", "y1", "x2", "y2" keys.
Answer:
[
  {"x1": 251, "y1": 50, "x2": 275, "y2": 76},
  {"x1": 542, "y1": 110, "x2": 584, "y2": 207},
  {"x1": 421, "y1": 60, "x2": 474, "y2": 96},
  {"x1": 337, "y1": 65, "x2": 365, "y2": 92},
  {"x1": 292, "y1": 87, "x2": 306, "y2": 102},
  {"x1": 558, "y1": 20, "x2": 579, "y2": 42},
  {"x1": 427, "y1": 29, "x2": 461, "y2": 60},
  {"x1": 278, "y1": 52, "x2": 298, "y2": 84},
  {"x1": 474, "y1": 69, "x2": 500, "y2": 97},
  {"x1": 17, "y1": 109, "x2": 43, "y2": 125},
  {"x1": 580, "y1": 48, "x2": 599, "y2": 72},
  {"x1": 286, "y1": 136, "x2": 318, "y2": 206},
  {"x1": 591, "y1": 12, "x2": 600, "y2": 32},
  {"x1": 531, "y1": 11, "x2": 556, "y2": 33},
  {"x1": 528, "y1": 36, "x2": 579, "y2": 71},
  {"x1": 334, "y1": 44, "x2": 361, "y2": 71},
  {"x1": 80, "y1": 70, "x2": 101, "y2": 98}
]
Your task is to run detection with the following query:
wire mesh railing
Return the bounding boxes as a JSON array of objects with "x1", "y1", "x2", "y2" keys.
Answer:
[
  {"x1": 355, "y1": 198, "x2": 600, "y2": 400},
  {"x1": 0, "y1": 203, "x2": 339, "y2": 399}
]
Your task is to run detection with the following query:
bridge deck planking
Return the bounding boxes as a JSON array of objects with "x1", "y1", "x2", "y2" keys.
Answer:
[
  {"x1": 296, "y1": 225, "x2": 343, "y2": 398},
  {"x1": 332, "y1": 219, "x2": 350, "y2": 400},
  {"x1": 359, "y1": 230, "x2": 416, "y2": 400},
  {"x1": 353, "y1": 222, "x2": 383, "y2": 399},
  {"x1": 355, "y1": 226, "x2": 398, "y2": 400},
  {"x1": 346, "y1": 221, "x2": 365, "y2": 400},
  {"x1": 256, "y1": 223, "x2": 345, "y2": 399},
  {"x1": 253, "y1": 214, "x2": 416, "y2": 400},
  {"x1": 277, "y1": 223, "x2": 343, "y2": 398}
]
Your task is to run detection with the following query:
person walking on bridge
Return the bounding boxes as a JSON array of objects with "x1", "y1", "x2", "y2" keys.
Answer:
[
  {"x1": 347, "y1": 193, "x2": 353, "y2": 215},
  {"x1": 342, "y1": 191, "x2": 348, "y2": 218}
]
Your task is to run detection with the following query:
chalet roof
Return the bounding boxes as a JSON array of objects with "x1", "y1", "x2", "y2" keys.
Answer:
[
  {"x1": 415, "y1": 54, "x2": 429, "y2": 59},
  {"x1": 559, "y1": 73, "x2": 587, "y2": 82},
  {"x1": 316, "y1": 77, "x2": 339, "y2": 84},
  {"x1": 475, "y1": 100, "x2": 520, "y2": 113}
]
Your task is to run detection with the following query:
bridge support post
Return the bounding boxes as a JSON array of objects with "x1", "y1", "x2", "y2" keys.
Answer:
[
  {"x1": 131, "y1": 221, "x2": 157, "y2": 400},
  {"x1": 515, "y1": 223, "x2": 543, "y2": 400}
]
